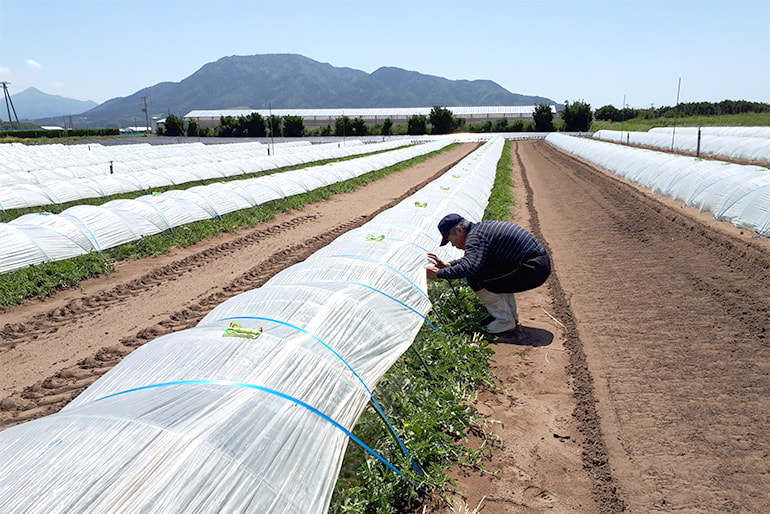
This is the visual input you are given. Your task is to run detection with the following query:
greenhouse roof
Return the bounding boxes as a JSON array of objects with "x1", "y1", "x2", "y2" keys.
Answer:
[{"x1": 185, "y1": 105, "x2": 554, "y2": 118}]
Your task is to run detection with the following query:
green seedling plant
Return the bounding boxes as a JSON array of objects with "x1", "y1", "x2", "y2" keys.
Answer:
[{"x1": 329, "y1": 283, "x2": 498, "y2": 514}]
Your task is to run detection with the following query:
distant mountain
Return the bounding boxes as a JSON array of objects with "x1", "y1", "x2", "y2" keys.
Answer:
[
  {"x1": 36, "y1": 54, "x2": 558, "y2": 128},
  {"x1": 10, "y1": 87, "x2": 98, "y2": 121}
]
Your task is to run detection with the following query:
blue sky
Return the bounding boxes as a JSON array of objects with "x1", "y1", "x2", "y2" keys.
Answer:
[{"x1": 1, "y1": 0, "x2": 768, "y2": 110}]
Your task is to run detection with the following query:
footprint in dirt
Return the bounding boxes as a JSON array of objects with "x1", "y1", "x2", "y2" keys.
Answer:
[{"x1": 522, "y1": 485, "x2": 555, "y2": 507}]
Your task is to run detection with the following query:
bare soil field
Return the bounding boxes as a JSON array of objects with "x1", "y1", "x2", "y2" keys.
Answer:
[{"x1": 2, "y1": 140, "x2": 769, "y2": 513}]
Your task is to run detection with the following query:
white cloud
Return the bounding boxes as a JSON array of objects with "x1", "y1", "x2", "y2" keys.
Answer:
[
  {"x1": 27, "y1": 59, "x2": 42, "y2": 69},
  {"x1": 0, "y1": 66, "x2": 9, "y2": 74}
]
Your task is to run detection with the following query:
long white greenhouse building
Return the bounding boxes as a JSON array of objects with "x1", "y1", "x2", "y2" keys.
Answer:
[{"x1": 184, "y1": 106, "x2": 555, "y2": 129}]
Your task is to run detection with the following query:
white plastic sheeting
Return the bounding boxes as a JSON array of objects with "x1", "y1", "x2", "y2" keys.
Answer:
[
  {"x1": 593, "y1": 129, "x2": 770, "y2": 164},
  {"x1": 0, "y1": 137, "x2": 505, "y2": 513},
  {"x1": 0, "y1": 141, "x2": 450, "y2": 274},
  {"x1": 649, "y1": 126, "x2": 770, "y2": 139},
  {"x1": 547, "y1": 133, "x2": 770, "y2": 235},
  {"x1": 0, "y1": 140, "x2": 401, "y2": 210},
  {"x1": 0, "y1": 140, "x2": 310, "y2": 174}
]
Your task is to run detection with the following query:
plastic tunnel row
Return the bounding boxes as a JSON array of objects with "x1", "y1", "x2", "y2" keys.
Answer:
[
  {"x1": 0, "y1": 140, "x2": 450, "y2": 275},
  {"x1": 0, "y1": 137, "x2": 506, "y2": 513},
  {"x1": 592, "y1": 128, "x2": 770, "y2": 164},
  {"x1": 0, "y1": 139, "x2": 411, "y2": 209},
  {"x1": 648, "y1": 126, "x2": 770, "y2": 139},
  {"x1": 546, "y1": 133, "x2": 770, "y2": 235},
  {"x1": 0, "y1": 139, "x2": 337, "y2": 174}
]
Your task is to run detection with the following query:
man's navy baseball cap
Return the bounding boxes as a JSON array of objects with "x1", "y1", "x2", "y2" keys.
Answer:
[{"x1": 438, "y1": 213, "x2": 463, "y2": 246}]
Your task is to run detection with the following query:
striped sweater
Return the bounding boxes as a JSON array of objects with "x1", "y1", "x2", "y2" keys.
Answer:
[{"x1": 436, "y1": 221, "x2": 546, "y2": 280}]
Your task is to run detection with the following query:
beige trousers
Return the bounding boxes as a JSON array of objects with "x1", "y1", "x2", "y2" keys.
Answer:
[{"x1": 475, "y1": 288, "x2": 518, "y2": 333}]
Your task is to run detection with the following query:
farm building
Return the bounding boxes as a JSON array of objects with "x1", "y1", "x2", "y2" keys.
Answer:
[{"x1": 184, "y1": 106, "x2": 555, "y2": 129}]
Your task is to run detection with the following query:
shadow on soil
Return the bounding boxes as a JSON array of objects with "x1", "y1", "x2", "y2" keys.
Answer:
[{"x1": 492, "y1": 325, "x2": 554, "y2": 346}]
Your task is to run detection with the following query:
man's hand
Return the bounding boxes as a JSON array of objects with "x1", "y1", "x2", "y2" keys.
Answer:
[
  {"x1": 425, "y1": 266, "x2": 440, "y2": 280},
  {"x1": 427, "y1": 253, "x2": 449, "y2": 269}
]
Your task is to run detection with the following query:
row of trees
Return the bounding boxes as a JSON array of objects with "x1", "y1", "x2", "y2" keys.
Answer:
[
  {"x1": 531, "y1": 101, "x2": 593, "y2": 132},
  {"x1": 159, "y1": 102, "x2": 604, "y2": 137},
  {"x1": 158, "y1": 106, "x2": 472, "y2": 138},
  {"x1": 595, "y1": 99, "x2": 770, "y2": 122}
]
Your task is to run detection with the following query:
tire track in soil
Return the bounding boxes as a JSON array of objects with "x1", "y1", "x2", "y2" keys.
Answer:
[
  {"x1": 0, "y1": 144, "x2": 480, "y2": 430},
  {"x1": 0, "y1": 214, "x2": 321, "y2": 349},
  {"x1": 512, "y1": 141, "x2": 626, "y2": 513},
  {"x1": 520, "y1": 139, "x2": 770, "y2": 512}
]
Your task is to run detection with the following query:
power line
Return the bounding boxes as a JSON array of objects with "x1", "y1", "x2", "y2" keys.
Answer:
[{"x1": 1, "y1": 82, "x2": 20, "y2": 128}]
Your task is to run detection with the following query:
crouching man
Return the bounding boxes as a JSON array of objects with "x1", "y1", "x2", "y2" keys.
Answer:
[{"x1": 425, "y1": 213, "x2": 551, "y2": 334}]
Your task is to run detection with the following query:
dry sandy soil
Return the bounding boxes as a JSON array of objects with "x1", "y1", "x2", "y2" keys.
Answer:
[{"x1": 1, "y1": 140, "x2": 769, "y2": 513}]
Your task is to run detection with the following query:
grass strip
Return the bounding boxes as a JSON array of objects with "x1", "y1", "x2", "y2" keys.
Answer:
[
  {"x1": 590, "y1": 111, "x2": 770, "y2": 133},
  {"x1": 328, "y1": 140, "x2": 515, "y2": 513},
  {"x1": 0, "y1": 144, "x2": 457, "y2": 309}
]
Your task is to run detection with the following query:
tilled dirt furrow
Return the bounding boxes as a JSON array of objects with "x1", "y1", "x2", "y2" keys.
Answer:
[
  {"x1": 0, "y1": 214, "x2": 321, "y2": 349},
  {"x1": 521, "y1": 139, "x2": 770, "y2": 512}
]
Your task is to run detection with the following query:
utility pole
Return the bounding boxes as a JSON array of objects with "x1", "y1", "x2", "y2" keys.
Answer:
[
  {"x1": 269, "y1": 102, "x2": 274, "y2": 156},
  {"x1": 1, "y1": 82, "x2": 20, "y2": 128},
  {"x1": 671, "y1": 78, "x2": 681, "y2": 151},
  {"x1": 620, "y1": 94, "x2": 626, "y2": 145},
  {"x1": 140, "y1": 96, "x2": 149, "y2": 134}
]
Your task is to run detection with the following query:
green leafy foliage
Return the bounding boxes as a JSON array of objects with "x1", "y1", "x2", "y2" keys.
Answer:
[
  {"x1": 590, "y1": 110, "x2": 770, "y2": 133},
  {"x1": 561, "y1": 100, "x2": 593, "y2": 132},
  {"x1": 336, "y1": 116, "x2": 368, "y2": 137},
  {"x1": 162, "y1": 114, "x2": 185, "y2": 136},
  {"x1": 282, "y1": 115, "x2": 305, "y2": 137},
  {"x1": 428, "y1": 106, "x2": 454, "y2": 135},
  {"x1": 407, "y1": 115, "x2": 427, "y2": 136},
  {"x1": 329, "y1": 281, "x2": 497, "y2": 514},
  {"x1": 533, "y1": 103, "x2": 554, "y2": 132},
  {"x1": 186, "y1": 117, "x2": 209, "y2": 137},
  {"x1": 267, "y1": 115, "x2": 282, "y2": 138},
  {"x1": 0, "y1": 253, "x2": 112, "y2": 306},
  {"x1": 381, "y1": 119, "x2": 393, "y2": 136}
]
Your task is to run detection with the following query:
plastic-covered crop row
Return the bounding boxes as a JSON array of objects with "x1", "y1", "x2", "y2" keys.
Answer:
[
  {"x1": 648, "y1": 126, "x2": 770, "y2": 139},
  {"x1": 0, "y1": 139, "x2": 320, "y2": 175},
  {"x1": 0, "y1": 137, "x2": 505, "y2": 513},
  {"x1": 592, "y1": 129, "x2": 770, "y2": 164},
  {"x1": 0, "y1": 140, "x2": 449, "y2": 274},
  {"x1": 0, "y1": 140, "x2": 408, "y2": 210},
  {"x1": 547, "y1": 133, "x2": 770, "y2": 235}
]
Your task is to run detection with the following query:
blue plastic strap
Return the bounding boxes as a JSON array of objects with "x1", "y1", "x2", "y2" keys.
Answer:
[
  {"x1": 717, "y1": 184, "x2": 770, "y2": 220},
  {"x1": 136, "y1": 198, "x2": 175, "y2": 235},
  {"x1": 381, "y1": 237, "x2": 430, "y2": 254},
  {"x1": 395, "y1": 224, "x2": 438, "y2": 244},
  {"x1": 185, "y1": 190, "x2": 222, "y2": 220},
  {"x1": 92, "y1": 379, "x2": 405, "y2": 477},
  {"x1": 302, "y1": 280, "x2": 440, "y2": 335},
  {"x1": 60, "y1": 213, "x2": 102, "y2": 253},
  {"x1": 329, "y1": 254, "x2": 429, "y2": 300},
  {"x1": 217, "y1": 315, "x2": 420, "y2": 472},
  {"x1": 17, "y1": 223, "x2": 91, "y2": 254},
  {"x1": 40, "y1": 186, "x2": 64, "y2": 207}
]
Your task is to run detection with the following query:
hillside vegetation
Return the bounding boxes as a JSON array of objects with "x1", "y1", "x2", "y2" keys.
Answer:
[{"x1": 38, "y1": 54, "x2": 556, "y2": 129}]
